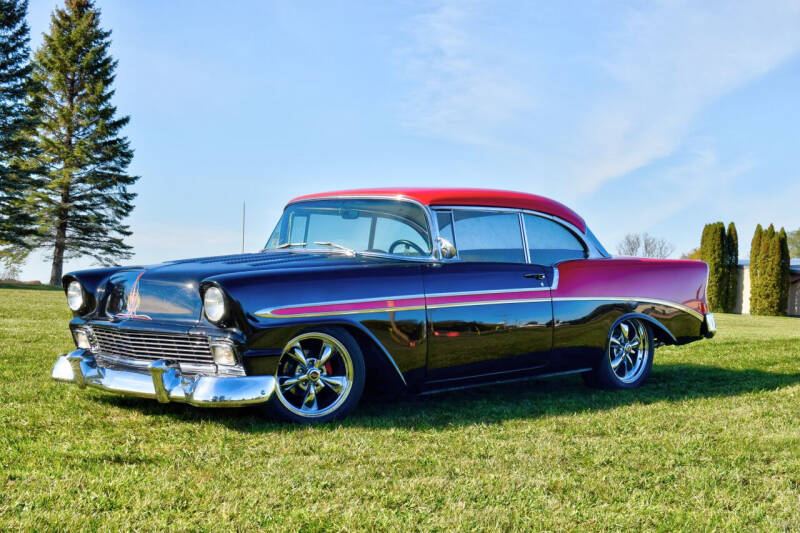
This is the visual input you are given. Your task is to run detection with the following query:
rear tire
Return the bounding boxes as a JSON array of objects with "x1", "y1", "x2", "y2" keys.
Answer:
[
  {"x1": 260, "y1": 327, "x2": 365, "y2": 424},
  {"x1": 584, "y1": 317, "x2": 654, "y2": 389}
]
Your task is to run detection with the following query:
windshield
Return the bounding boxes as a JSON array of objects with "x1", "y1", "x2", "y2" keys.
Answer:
[{"x1": 265, "y1": 199, "x2": 432, "y2": 257}]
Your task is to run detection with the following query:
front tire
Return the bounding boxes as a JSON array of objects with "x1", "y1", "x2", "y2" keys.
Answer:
[
  {"x1": 584, "y1": 318, "x2": 654, "y2": 389},
  {"x1": 262, "y1": 327, "x2": 365, "y2": 424}
]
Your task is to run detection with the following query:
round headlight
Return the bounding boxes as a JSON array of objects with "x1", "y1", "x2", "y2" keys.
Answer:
[
  {"x1": 67, "y1": 281, "x2": 84, "y2": 311},
  {"x1": 203, "y1": 286, "x2": 226, "y2": 323}
]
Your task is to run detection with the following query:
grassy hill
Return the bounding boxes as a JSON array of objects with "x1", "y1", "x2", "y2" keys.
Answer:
[{"x1": 1, "y1": 287, "x2": 799, "y2": 530}]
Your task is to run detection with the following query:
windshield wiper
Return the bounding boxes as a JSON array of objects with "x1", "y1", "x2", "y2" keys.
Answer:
[
  {"x1": 312, "y1": 241, "x2": 357, "y2": 256},
  {"x1": 275, "y1": 242, "x2": 307, "y2": 249}
]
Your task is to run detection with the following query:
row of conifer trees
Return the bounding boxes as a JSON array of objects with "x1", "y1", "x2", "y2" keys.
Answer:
[{"x1": 700, "y1": 222, "x2": 791, "y2": 316}]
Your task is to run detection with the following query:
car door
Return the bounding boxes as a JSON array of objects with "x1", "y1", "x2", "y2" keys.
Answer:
[{"x1": 423, "y1": 209, "x2": 555, "y2": 384}]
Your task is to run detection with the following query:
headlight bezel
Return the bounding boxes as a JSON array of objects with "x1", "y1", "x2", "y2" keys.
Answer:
[
  {"x1": 67, "y1": 280, "x2": 86, "y2": 312},
  {"x1": 203, "y1": 285, "x2": 228, "y2": 324}
]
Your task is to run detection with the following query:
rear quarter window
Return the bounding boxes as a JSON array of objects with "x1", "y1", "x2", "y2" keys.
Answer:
[{"x1": 523, "y1": 214, "x2": 586, "y2": 265}]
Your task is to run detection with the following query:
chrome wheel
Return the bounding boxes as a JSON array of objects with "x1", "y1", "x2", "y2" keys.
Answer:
[
  {"x1": 274, "y1": 332, "x2": 354, "y2": 418},
  {"x1": 608, "y1": 319, "x2": 650, "y2": 384}
]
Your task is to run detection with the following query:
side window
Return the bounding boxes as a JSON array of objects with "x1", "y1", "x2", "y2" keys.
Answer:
[
  {"x1": 452, "y1": 210, "x2": 525, "y2": 263},
  {"x1": 523, "y1": 214, "x2": 586, "y2": 265}
]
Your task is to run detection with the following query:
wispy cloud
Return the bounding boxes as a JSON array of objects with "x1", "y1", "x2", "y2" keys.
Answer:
[
  {"x1": 400, "y1": 1, "x2": 532, "y2": 147},
  {"x1": 587, "y1": 146, "x2": 756, "y2": 254},
  {"x1": 571, "y1": 0, "x2": 800, "y2": 192},
  {"x1": 402, "y1": 1, "x2": 800, "y2": 194}
]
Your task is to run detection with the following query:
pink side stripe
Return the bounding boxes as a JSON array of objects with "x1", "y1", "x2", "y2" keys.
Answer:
[
  {"x1": 426, "y1": 290, "x2": 546, "y2": 306},
  {"x1": 268, "y1": 297, "x2": 426, "y2": 316},
  {"x1": 268, "y1": 290, "x2": 548, "y2": 317}
]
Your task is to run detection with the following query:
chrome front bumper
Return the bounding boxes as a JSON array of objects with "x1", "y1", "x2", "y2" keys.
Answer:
[{"x1": 52, "y1": 350, "x2": 276, "y2": 407}]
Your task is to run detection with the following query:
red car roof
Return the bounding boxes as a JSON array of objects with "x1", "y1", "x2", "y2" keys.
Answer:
[{"x1": 289, "y1": 188, "x2": 586, "y2": 232}]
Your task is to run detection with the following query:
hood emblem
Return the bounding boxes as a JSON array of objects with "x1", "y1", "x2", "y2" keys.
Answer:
[{"x1": 116, "y1": 270, "x2": 151, "y2": 320}]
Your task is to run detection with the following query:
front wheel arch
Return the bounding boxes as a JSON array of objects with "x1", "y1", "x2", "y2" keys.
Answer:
[
  {"x1": 263, "y1": 319, "x2": 409, "y2": 398},
  {"x1": 336, "y1": 324, "x2": 408, "y2": 400}
]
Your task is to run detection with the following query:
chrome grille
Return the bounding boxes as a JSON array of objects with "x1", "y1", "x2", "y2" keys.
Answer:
[{"x1": 90, "y1": 326, "x2": 213, "y2": 365}]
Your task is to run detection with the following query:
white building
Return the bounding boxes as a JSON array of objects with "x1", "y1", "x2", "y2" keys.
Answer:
[{"x1": 734, "y1": 259, "x2": 800, "y2": 316}]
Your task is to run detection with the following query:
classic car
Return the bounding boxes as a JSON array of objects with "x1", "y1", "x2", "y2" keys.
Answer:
[{"x1": 52, "y1": 188, "x2": 716, "y2": 423}]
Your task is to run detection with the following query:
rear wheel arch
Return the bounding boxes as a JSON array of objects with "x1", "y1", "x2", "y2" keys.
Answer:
[{"x1": 624, "y1": 312, "x2": 677, "y2": 345}]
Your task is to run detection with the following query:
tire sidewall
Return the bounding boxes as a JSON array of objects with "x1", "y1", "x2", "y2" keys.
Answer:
[{"x1": 267, "y1": 326, "x2": 366, "y2": 424}]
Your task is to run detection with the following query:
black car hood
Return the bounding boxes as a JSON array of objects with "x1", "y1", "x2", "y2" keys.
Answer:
[{"x1": 100, "y1": 251, "x2": 401, "y2": 324}]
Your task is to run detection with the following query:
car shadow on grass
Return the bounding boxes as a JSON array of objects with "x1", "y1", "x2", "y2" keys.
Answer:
[{"x1": 90, "y1": 362, "x2": 800, "y2": 431}]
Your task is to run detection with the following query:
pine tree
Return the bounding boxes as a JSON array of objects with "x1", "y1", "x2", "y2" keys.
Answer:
[
  {"x1": 725, "y1": 222, "x2": 738, "y2": 312},
  {"x1": 27, "y1": 0, "x2": 138, "y2": 285},
  {"x1": 0, "y1": 0, "x2": 38, "y2": 247},
  {"x1": 756, "y1": 225, "x2": 777, "y2": 315},
  {"x1": 761, "y1": 230, "x2": 782, "y2": 315},
  {"x1": 701, "y1": 222, "x2": 726, "y2": 312},
  {"x1": 750, "y1": 224, "x2": 763, "y2": 314},
  {"x1": 778, "y1": 228, "x2": 790, "y2": 315}
]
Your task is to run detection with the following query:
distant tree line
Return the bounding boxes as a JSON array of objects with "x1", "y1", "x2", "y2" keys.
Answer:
[
  {"x1": 700, "y1": 222, "x2": 738, "y2": 313},
  {"x1": 0, "y1": 0, "x2": 137, "y2": 285},
  {"x1": 697, "y1": 221, "x2": 792, "y2": 316},
  {"x1": 616, "y1": 233, "x2": 675, "y2": 259}
]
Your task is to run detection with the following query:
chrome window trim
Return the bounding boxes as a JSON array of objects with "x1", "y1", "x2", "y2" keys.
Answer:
[
  {"x1": 432, "y1": 209, "x2": 458, "y2": 261},
  {"x1": 279, "y1": 195, "x2": 607, "y2": 263},
  {"x1": 519, "y1": 212, "x2": 531, "y2": 263}
]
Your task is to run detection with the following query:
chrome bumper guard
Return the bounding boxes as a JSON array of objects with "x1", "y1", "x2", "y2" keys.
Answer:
[
  {"x1": 52, "y1": 350, "x2": 275, "y2": 407},
  {"x1": 704, "y1": 313, "x2": 717, "y2": 338}
]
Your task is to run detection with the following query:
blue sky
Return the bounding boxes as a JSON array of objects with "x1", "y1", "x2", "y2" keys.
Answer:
[{"x1": 19, "y1": 0, "x2": 800, "y2": 281}]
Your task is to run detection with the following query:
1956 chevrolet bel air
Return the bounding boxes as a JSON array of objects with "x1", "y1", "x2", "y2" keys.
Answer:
[{"x1": 52, "y1": 188, "x2": 716, "y2": 423}]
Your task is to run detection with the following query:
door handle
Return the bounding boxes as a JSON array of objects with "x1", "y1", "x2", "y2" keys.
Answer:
[{"x1": 524, "y1": 273, "x2": 546, "y2": 280}]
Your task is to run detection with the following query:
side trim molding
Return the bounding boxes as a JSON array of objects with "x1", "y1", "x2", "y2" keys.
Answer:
[
  {"x1": 257, "y1": 293, "x2": 703, "y2": 321},
  {"x1": 551, "y1": 296, "x2": 704, "y2": 321}
]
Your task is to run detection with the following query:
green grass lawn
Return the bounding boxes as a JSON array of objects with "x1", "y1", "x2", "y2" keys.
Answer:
[{"x1": 1, "y1": 287, "x2": 799, "y2": 531}]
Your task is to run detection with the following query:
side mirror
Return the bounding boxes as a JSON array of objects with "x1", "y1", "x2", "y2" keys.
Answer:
[{"x1": 437, "y1": 237, "x2": 457, "y2": 259}]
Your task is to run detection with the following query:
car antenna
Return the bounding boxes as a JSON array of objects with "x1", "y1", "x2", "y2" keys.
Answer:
[{"x1": 241, "y1": 200, "x2": 246, "y2": 254}]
